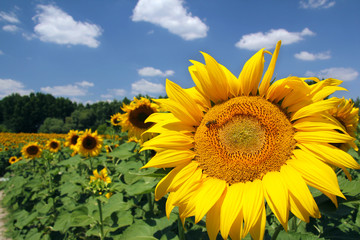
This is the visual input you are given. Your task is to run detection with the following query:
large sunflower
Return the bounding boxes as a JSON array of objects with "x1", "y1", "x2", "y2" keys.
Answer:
[
  {"x1": 21, "y1": 142, "x2": 42, "y2": 159},
  {"x1": 141, "y1": 41, "x2": 360, "y2": 240},
  {"x1": 76, "y1": 129, "x2": 103, "y2": 157},
  {"x1": 119, "y1": 97, "x2": 159, "y2": 141}
]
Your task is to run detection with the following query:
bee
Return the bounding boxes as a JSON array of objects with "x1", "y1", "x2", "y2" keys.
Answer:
[{"x1": 205, "y1": 120, "x2": 217, "y2": 128}]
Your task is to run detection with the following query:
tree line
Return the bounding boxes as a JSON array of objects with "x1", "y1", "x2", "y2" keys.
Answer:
[
  {"x1": 0, "y1": 92, "x2": 131, "y2": 133},
  {"x1": 0, "y1": 92, "x2": 359, "y2": 134}
]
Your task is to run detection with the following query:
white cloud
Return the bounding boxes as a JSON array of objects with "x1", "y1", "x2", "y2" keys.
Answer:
[
  {"x1": 132, "y1": 0, "x2": 208, "y2": 40},
  {"x1": 32, "y1": 4, "x2": 102, "y2": 48},
  {"x1": 294, "y1": 51, "x2": 331, "y2": 61},
  {"x1": 0, "y1": 50, "x2": 4, "y2": 55},
  {"x1": 138, "y1": 67, "x2": 174, "y2": 77},
  {"x1": 131, "y1": 79, "x2": 165, "y2": 96},
  {"x1": 76, "y1": 81, "x2": 94, "y2": 87},
  {"x1": 0, "y1": 78, "x2": 34, "y2": 98},
  {"x1": 305, "y1": 67, "x2": 358, "y2": 81},
  {"x1": 40, "y1": 81, "x2": 94, "y2": 97},
  {"x1": 101, "y1": 89, "x2": 127, "y2": 99},
  {"x1": 300, "y1": 0, "x2": 335, "y2": 9},
  {"x1": 2, "y1": 24, "x2": 19, "y2": 32},
  {"x1": 0, "y1": 11, "x2": 20, "y2": 23},
  {"x1": 235, "y1": 28, "x2": 315, "y2": 50}
]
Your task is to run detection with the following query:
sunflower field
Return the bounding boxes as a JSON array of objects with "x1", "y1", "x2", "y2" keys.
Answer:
[{"x1": 1, "y1": 42, "x2": 360, "y2": 240}]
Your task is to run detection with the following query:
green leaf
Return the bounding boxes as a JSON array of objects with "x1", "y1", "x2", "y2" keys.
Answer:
[
  {"x1": 14, "y1": 210, "x2": 38, "y2": 229},
  {"x1": 119, "y1": 220, "x2": 158, "y2": 240},
  {"x1": 102, "y1": 193, "x2": 132, "y2": 220},
  {"x1": 52, "y1": 212, "x2": 71, "y2": 233},
  {"x1": 276, "y1": 231, "x2": 324, "y2": 240},
  {"x1": 59, "y1": 182, "x2": 82, "y2": 198},
  {"x1": 124, "y1": 177, "x2": 158, "y2": 195},
  {"x1": 57, "y1": 154, "x2": 81, "y2": 167}
]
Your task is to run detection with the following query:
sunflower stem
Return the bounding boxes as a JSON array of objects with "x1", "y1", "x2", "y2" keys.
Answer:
[
  {"x1": 270, "y1": 224, "x2": 283, "y2": 240},
  {"x1": 144, "y1": 150, "x2": 154, "y2": 214},
  {"x1": 97, "y1": 198, "x2": 105, "y2": 240},
  {"x1": 89, "y1": 157, "x2": 93, "y2": 171},
  {"x1": 177, "y1": 215, "x2": 185, "y2": 240}
]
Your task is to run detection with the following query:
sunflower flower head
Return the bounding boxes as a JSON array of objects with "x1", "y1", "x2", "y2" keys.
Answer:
[
  {"x1": 9, "y1": 156, "x2": 19, "y2": 164},
  {"x1": 65, "y1": 130, "x2": 83, "y2": 151},
  {"x1": 46, "y1": 139, "x2": 61, "y2": 153},
  {"x1": 21, "y1": 142, "x2": 42, "y2": 159},
  {"x1": 328, "y1": 98, "x2": 359, "y2": 150},
  {"x1": 89, "y1": 168, "x2": 112, "y2": 198},
  {"x1": 76, "y1": 129, "x2": 103, "y2": 157},
  {"x1": 119, "y1": 97, "x2": 159, "y2": 142},
  {"x1": 110, "y1": 113, "x2": 122, "y2": 126},
  {"x1": 141, "y1": 41, "x2": 360, "y2": 240}
]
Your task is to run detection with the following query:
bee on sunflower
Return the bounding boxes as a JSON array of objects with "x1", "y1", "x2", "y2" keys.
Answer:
[
  {"x1": 21, "y1": 142, "x2": 42, "y2": 159},
  {"x1": 140, "y1": 41, "x2": 360, "y2": 240},
  {"x1": 118, "y1": 97, "x2": 160, "y2": 142}
]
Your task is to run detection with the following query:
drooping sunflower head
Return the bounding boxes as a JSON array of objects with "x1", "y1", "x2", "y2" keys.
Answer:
[
  {"x1": 119, "y1": 97, "x2": 159, "y2": 141},
  {"x1": 89, "y1": 168, "x2": 112, "y2": 198},
  {"x1": 110, "y1": 113, "x2": 122, "y2": 126},
  {"x1": 141, "y1": 41, "x2": 360, "y2": 240},
  {"x1": 65, "y1": 130, "x2": 83, "y2": 150},
  {"x1": 21, "y1": 142, "x2": 42, "y2": 159},
  {"x1": 328, "y1": 98, "x2": 359, "y2": 150},
  {"x1": 9, "y1": 156, "x2": 18, "y2": 164},
  {"x1": 46, "y1": 139, "x2": 61, "y2": 152},
  {"x1": 76, "y1": 129, "x2": 103, "y2": 157}
]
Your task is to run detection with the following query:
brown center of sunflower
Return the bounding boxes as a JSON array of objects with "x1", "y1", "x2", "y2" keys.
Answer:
[
  {"x1": 194, "y1": 96, "x2": 295, "y2": 184},
  {"x1": 50, "y1": 141, "x2": 59, "y2": 149},
  {"x1": 27, "y1": 146, "x2": 39, "y2": 156},
  {"x1": 129, "y1": 105, "x2": 155, "y2": 129},
  {"x1": 82, "y1": 136, "x2": 97, "y2": 150},
  {"x1": 70, "y1": 135, "x2": 79, "y2": 145}
]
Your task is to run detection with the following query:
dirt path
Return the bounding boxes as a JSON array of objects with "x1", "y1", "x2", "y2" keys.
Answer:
[{"x1": 0, "y1": 190, "x2": 10, "y2": 240}]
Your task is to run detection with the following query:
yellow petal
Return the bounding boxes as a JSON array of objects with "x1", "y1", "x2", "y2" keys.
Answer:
[
  {"x1": 93, "y1": 169, "x2": 100, "y2": 179},
  {"x1": 189, "y1": 60, "x2": 225, "y2": 103},
  {"x1": 220, "y1": 64, "x2": 241, "y2": 98},
  {"x1": 294, "y1": 130, "x2": 355, "y2": 144},
  {"x1": 166, "y1": 192, "x2": 176, "y2": 219},
  {"x1": 166, "y1": 79, "x2": 203, "y2": 124},
  {"x1": 289, "y1": 150, "x2": 345, "y2": 198},
  {"x1": 280, "y1": 165, "x2": 320, "y2": 222},
  {"x1": 242, "y1": 179, "x2": 264, "y2": 236},
  {"x1": 141, "y1": 131, "x2": 193, "y2": 152},
  {"x1": 188, "y1": 177, "x2": 227, "y2": 223},
  {"x1": 239, "y1": 48, "x2": 266, "y2": 96},
  {"x1": 206, "y1": 191, "x2": 226, "y2": 240},
  {"x1": 167, "y1": 161, "x2": 199, "y2": 192},
  {"x1": 201, "y1": 52, "x2": 229, "y2": 101},
  {"x1": 297, "y1": 142, "x2": 360, "y2": 170},
  {"x1": 229, "y1": 210, "x2": 244, "y2": 240},
  {"x1": 259, "y1": 41, "x2": 281, "y2": 97},
  {"x1": 220, "y1": 182, "x2": 245, "y2": 239},
  {"x1": 291, "y1": 97, "x2": 341, "y2": 121},
  {"x1": 142, "y1": 149, "x2": 195, "y2": 169},
  {"x1": 262, "y1": 171, "x2": 289, "y2": 230},
  {"x1": 154, "y1": 98, "x2": 199, "y2": 126},
  {"x1": 292, "y1": 115, "x2": 347, "y2": 133},
  {"x1": 249, "y1": 205, "x2": 266, "y2": 240},
  {"x1": 154, "y1": 163, "x2": 188, "y2": 201},
  {"x1": 172, "y1": 168, "x2": 203, "y2": 206}
]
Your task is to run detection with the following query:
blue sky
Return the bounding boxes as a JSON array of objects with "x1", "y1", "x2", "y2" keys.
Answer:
[{"x1": 0, "y1": 0, "x2": 359, "y2": 103}]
